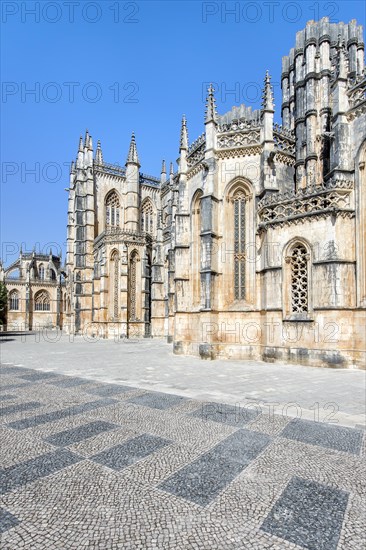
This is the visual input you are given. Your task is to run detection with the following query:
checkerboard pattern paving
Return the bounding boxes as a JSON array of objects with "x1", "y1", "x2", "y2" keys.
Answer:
[{"x1": 0, "y1": 364, "x2": 365, "y2": 549}]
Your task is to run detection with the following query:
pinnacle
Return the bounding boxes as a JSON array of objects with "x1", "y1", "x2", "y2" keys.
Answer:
[
  {"x1": 126, "y1": 132, "x2": 140, "y2": 165},
  {"x1": 95, "y1": 140, "x2": 103, "y2": 164},
  {"x1": 262, "y1": 70, "x2": 274, "y2": 111},
  {"x1": 180, "y1": 116, "x2": 188, "y2": 150},
  {"x1": 205, "y1": 83, "x2": 218, "y2": 123}
]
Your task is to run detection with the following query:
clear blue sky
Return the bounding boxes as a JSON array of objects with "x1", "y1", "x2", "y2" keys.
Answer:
[{"x1": 1, "y1": 0, "x2": 365, "y2": 265}]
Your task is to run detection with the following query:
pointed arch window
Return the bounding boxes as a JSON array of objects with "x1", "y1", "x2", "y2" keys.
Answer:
[
  {"x1": 233, "y1": 190, "x2": 246, "y2": 300},
  {"x1": 34, "y1": 290, "x2": 50, "y2": 311},
  {"x1": 141, "y1": 201, "x2": 154, "y2": 234},
  {"x1": 9, "y1": 290, "x2": 19, "y2": 310},
  {"x1": 129, "y1": 251, "x2": 138, "y2": 321},
  {"x1": 111, "y1": 250, "x2": 120, "y2": 319},
  {"x1": 105, "y1": 191, "x2": 120, "y2": 227},
  {"x1": 39, "y1": 264, "x2": 45, "y2": 280},
  {"x1": 191, "y1": 190, "x2": 203, "y2": 307}
]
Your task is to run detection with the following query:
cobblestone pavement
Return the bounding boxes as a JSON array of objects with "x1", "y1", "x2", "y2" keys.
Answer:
[
  {"x1": 1, "y1": 334, "x2": 365, "y2": 428},
  {"x1": 0, "y1": 354, "x2": 365, "y2": 548}
]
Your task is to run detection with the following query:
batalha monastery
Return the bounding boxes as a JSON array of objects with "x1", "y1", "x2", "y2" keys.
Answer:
[{"x1": 2, "y1": 18, "x2": 366, "y2": 369}]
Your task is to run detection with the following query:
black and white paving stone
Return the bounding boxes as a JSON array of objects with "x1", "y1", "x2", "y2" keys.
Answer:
[
  {"x1": 127, "y1": 391, "x2": 187, "y2": 410},
  {"x1": 43, "y1": 420, "x2": 118, "y2": 447},
  {"x1": 86, "y1": 383, "x2": 136, "y2": 397},
  {"x1": 190, "y1": 401, "x2": 261, "y2": 426},
  {"x1": 260, "y1": 476, "x2": 349, "y2": 550},
  {"x1": 0, "y1": 509, "x2": 20, "y2": 534},
  {"x1": 0, "y1": 362, "x2": 365, "y2": 549},
  {"x1": 280, "y1": 418, "x2": 363, "y2": 455}
]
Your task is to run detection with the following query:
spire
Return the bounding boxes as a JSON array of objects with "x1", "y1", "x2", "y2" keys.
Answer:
[
  {"x1": 77, "y1": 135, "x2": 84, "y2": 168},
  {"x1": 262, "y1": 71, "x2": 274, "y2": 111},
  {"x1": 161, "y1": 160, "x2": 167, "y2": 183},
  {"x1": 83, "y1": 129, "x2": 93, "y2": 167},
  {"x1": 180, "y1": 116, "x2": 188, "y2": 150},
  {"x1": 95, "y1": 140, "x2": 103, "y2": 164},
  {"x1": 169, "y1": 162, "x2": 174, "y2": 185},
  {"x1": 126, "y1": 132, "x2": 140, "y2": 165},
  {"x1": 205, "y1": 83, "x2": 218, "y2": 123}
]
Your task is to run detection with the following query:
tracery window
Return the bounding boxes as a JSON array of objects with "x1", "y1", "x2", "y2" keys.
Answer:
[
  {"x1": 34, "y1": 290, "x2": 50, "y2": 311},
  {"x1": 39, "y1": 264, "x2": 45, "y2": 280},
  {"x1": 141, "y1": 201, "x2": 154, "y2": 234},
  {"x1": 105, "y1": 191, "x2": 120, "y2": 227},
  {"x1": 233, "y1": 190, "x2": 246, "y2": 300},
  {"x1": 191, "y1": 190, "x2": 203, "y2": 307},
  {"x1": 129, "y1": 251, "x2": 138, "y2": 321},
  {"x1": 290, "y1": 245, "x2": 309, "y2": 313},
  {"x1": 9, "y1": 290, "x2": 19, "y2": 310},
  {"x1": 111, "y1": 251, "x2": 119, "y2": 319}
]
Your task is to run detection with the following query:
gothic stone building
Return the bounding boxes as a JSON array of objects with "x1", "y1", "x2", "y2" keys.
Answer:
[
  {"x1": 64, "y1": 18, "x2": 366, "y2": 368},
  {"x1": 1, "y1": 251, "x2": 65, "y2": 330}
]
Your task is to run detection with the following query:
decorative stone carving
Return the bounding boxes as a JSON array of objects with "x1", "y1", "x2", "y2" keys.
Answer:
[
  {"x1": 258, "y1": 178, "x2": 354, "y2": 227},
  {"x1": 217, "y1": 130, "x2": 260, "y2": 149}
]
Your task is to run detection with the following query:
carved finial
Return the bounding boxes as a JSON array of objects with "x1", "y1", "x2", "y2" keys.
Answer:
[
  {"x1": 170, "y1": 161, "x2": 174, "y2": 175},
  {"x1": 88, "y1": 134, "x2": 93, "y2": 151},
  {"x1": 180, "y1": 116, "x2": 188, "y2": 150},
  {"x1": 84, "y1": 129, "x2": 90, "y2": 148},
  {"x1": 95, "y1": 140, "x2": 103, "y2": 164},
  {"x1": 78, "y1": 135, "x2": 83, "y2": 152},
  {"x1": 70, "y1": 160, "x2": 75, "y2": 174},
  {"x1": 126, "y1": 132, "x2": 140, "y2": 165},
  {"x1": 262, "y1": 71, "x2": 274, "y2": 111},
  {"x1": 205, "y1": 83, "x2": 218, "y2": 123}
]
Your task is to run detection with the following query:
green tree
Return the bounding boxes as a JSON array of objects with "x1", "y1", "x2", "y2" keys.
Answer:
[{"x1": 0, "y1": 282, "x2": 8, "y2": 327}]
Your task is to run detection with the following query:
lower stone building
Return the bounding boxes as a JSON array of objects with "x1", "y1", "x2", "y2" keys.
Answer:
[{"x1": 0, "y1": 251, "x2": 65, "y2": 331}]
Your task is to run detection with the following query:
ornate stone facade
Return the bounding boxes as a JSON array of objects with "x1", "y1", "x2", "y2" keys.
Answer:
[
  {"x1": 64, "y1": 18, "x2": 366, "y2": 368},
  {"x1": 0, "y1": 251, "x2": 65, "y2": 330}
]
